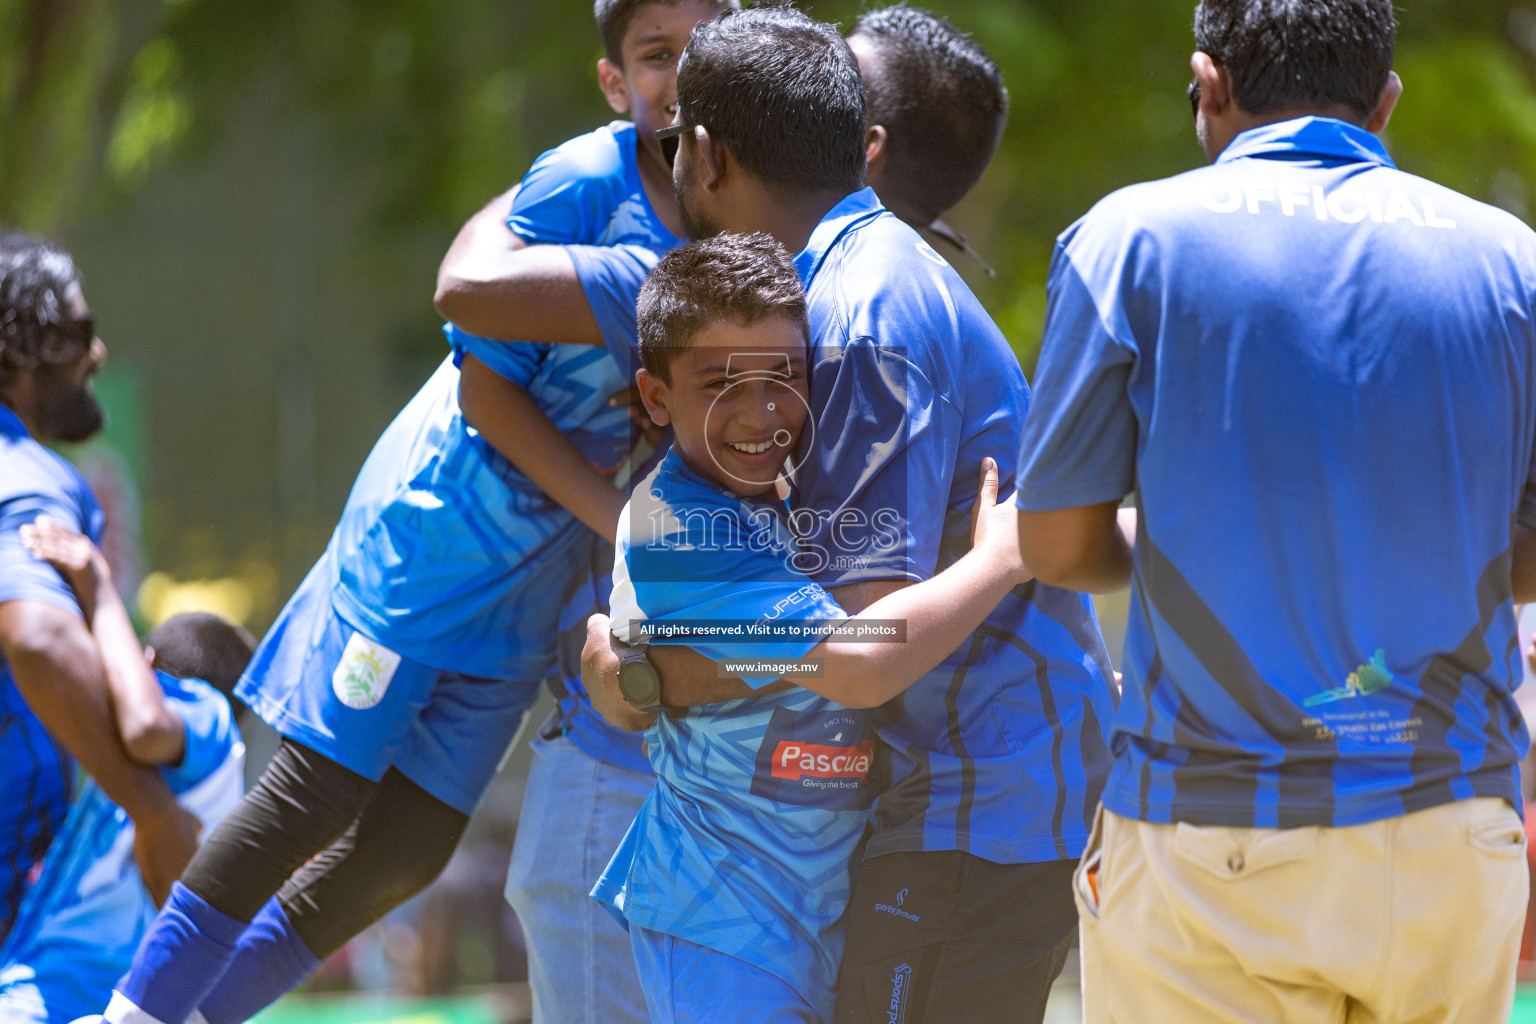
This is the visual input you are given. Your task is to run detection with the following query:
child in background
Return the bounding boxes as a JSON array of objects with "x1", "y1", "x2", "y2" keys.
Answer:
[
  {"x1": 597, "y1": 234, "x2": 1032, "y2": 1023},
  {"x1": 0, "y1": 518, "x2": 249, "y2": 1024}
]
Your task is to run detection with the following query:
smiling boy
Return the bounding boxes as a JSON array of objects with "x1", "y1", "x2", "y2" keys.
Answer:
[{"x1": 601, "y1": 233, "x2": 1037, "y2": 1023}]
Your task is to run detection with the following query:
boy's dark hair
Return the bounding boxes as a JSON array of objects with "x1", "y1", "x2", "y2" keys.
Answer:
[
  {"x1": 147, "y1": 612, "x2": 257, "y2": 701},
  {"x1": 678, "y1": 6, "x2": 866, "y2": 195},
  {"x1": 637, "y1": 233, "x2": 807, "y2": 384},
  {"x1": 0, "y1": 232, "x2": 84, "y2": 387},
  {"x1": 855, "y1": 5, "x2": 1007, "y2": 224},
  {"x1": 595, "y1": 0, "x2": 681, "y2": 64},
  {"x1": 1194, "y1": 0, "x2": 1395, "y2": 119}
]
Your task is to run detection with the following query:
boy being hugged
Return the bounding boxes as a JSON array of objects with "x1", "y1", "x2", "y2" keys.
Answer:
[{"x1": 601, "y1": 234, "x2": 1032, "y2": 1024}]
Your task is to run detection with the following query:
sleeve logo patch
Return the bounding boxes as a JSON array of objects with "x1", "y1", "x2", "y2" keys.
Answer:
[{"x1": 331, "y1": 633, "x2": 402, "y2": 710}]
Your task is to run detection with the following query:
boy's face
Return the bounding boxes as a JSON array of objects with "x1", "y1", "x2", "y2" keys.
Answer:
[
  {"x1": 637, "y1": 315, "x2": 810, "y2": 497},
  {"x1": 599, "y1": 0, "x2": 729, "y2": 155}
]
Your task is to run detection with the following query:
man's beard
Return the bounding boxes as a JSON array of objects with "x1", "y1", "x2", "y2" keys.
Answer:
[
  {"x1": 676, "y1": 174, "x2": 722, "y2": 241},
  {"x1": 34, "y1": 363, "x2": 104, "y2": 443}
]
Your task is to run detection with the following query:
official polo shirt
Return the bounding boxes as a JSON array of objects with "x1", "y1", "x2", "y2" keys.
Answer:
[{"x1": 1017, "y1": 116, "x2": 1536, "y2": 828}]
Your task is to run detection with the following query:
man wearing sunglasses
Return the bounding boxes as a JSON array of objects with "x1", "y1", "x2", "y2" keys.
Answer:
[
  {"x1": 443, "y1": 8, "x2": 1117, "y2": 1022},
  {"x1": 0, "y1": 231, "x2": 202, "y2": 940}
]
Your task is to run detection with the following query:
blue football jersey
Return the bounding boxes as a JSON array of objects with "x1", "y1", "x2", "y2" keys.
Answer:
[
  {"x1": 569, "y1": 189, "x2": 1119, "y2": 865},
  {"x1": 0, "y1": 404, "x2": 104, "y2": 939},
  {"x1": 1017, "y1": 117, "x2": 1536, "y2": 828},
  {"x1": 0, "y1": 674, "x2": 243, "y2": 1024},
  {"x1": 325, "y1": 121, "x2": 677, "y2": 680},
  {"x1": 602, "y1": 451, "x2": 875, "y2": 1020}
]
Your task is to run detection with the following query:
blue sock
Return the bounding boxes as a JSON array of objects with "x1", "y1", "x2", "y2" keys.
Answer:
[
  {"x1": 112, "y1": 882, "x2": 249, "y2": 1024},
  {"x1": 197, "y1": 898, "x2": 322, "y2": 1024}
]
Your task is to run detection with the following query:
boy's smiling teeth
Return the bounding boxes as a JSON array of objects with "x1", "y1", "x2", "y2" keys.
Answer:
[{"x1": 728, "y1": 440, "x2": 773, "y2": 454}]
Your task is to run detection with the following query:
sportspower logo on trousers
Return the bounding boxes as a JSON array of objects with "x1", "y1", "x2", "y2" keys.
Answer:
[
  {"x1": 887, "y1": 963, "x2": 912, "y2": 1024},
  {"x1": 875, "y1": 887, "x2": 920, "y2": 922},
  {"x1": 332, "y1": 634, "x2": 402, "y2": 710}
]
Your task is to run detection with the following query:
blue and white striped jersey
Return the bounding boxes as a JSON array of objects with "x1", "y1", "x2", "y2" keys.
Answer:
[{"x1": 602, "y1": 451, "x2": 874, "y2": 1021}]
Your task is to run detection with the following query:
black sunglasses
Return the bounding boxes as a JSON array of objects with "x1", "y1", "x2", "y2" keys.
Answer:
[
  {"x1": 656, "y1": 121, "x2": 697, "y2": 168},
  {"x1": 1187, "y1": 78, "x2": 1202, "y2": 119}
]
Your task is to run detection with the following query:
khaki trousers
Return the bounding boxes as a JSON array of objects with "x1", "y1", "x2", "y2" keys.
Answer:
[{"x1": 1075, "y1": 798, "x2": 1528, "y2": 1024}]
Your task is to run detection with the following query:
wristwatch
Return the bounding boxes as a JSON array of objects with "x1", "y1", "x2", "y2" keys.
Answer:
[{"x1": 617, "y1": 640, "x2": 665, "y2": 714}]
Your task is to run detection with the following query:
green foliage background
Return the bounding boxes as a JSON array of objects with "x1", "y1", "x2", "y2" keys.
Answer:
[{"x1": 2, "y1": 0, "x2": 1534, "y2": 625}]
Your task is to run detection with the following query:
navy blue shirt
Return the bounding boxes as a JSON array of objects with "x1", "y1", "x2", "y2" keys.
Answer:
[
  {"x1": 1017, "y1": 117, "x2": 1536, "y2": 828},
  {"x1": 0, "y1": 404, "x2": 103, "y2": 937},
  {"x1": 572, "y1": 189, "x2": 1119, "y2": 864}
]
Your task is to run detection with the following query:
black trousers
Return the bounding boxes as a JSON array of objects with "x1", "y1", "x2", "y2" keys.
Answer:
[
  {"x1": 180, "y1": 738, "x2": 470, "y2": 957},
  {"x1": 833, "y1": 851, "x2": 1078, "y2": 1024}
]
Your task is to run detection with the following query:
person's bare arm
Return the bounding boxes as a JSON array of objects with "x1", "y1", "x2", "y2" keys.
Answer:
[
  {"x1": 581, "y1": 617, "x2": 793, "y2": 733},
  {"x1": 1514, "y1": 522, "x2": 1536, "y2": 604},
  {"x1": 21, "y1": 517, "x2": 184, "y2": 765},
  {"x1": 1017, "y1": 502, "x2": 1137, "y2": 594},
  {"x1": 434, "y1": 188, "x2": 603, "y2": 346},
  {"x1": 0, "y1": 600, "x2": 200, "y2": 906},
  {"x1": 787, "y1": 459, "x2": 1027, "y2": 708},
  {"x1": 584, "y1": 460, "x2": 1029, "y2": 726},
  {"x1": 459, "y1": 354, "x2": 627, "y2": 541}
]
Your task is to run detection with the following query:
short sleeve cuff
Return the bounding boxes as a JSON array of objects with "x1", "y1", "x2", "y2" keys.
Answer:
[{"x1": 1015, "y1": 477, "x2": 1132, "y2": 512}]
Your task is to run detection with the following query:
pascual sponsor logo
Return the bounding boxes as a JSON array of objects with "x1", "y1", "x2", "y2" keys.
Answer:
[
  {"x1": 875, "y1": 887, "x2": 920, "y2": 922},
  {"x1": 770, "y1": 740, "x2": 875, "y2": 782},
  {"x1": 887, "y1": 962, "x2": 912, "y2": 1023}
]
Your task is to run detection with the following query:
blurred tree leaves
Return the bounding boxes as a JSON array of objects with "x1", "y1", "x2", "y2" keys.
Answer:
[{"x1": 0, "y1": 0, "x2": 119, "y2": 231}]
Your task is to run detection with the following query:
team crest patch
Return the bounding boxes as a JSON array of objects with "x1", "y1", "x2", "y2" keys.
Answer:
[{"x1": 332, "y1": 633, "x2": 402, "y2": 710}]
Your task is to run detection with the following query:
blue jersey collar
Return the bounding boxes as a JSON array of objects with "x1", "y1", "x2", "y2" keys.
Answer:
[
  {"x1": 1216, "y1": 116, "x2": 1396, "y2": 170},
  {"x1": 0, "y1": 403, "x2": 28, "y2": 440},
  {"x1": 793, "y1": 187, "x2": 885, "y2": 286}
]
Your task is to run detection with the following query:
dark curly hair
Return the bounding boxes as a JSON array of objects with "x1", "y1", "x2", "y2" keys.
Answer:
[
  {"x1": 637, "y1": 232, "x2": 807, "y2": 384},
  {"x1": 0, "y1": 232, "x2": 85, "y2": 387}
]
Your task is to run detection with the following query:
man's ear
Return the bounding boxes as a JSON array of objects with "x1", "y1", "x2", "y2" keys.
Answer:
[
  {"x1": 863, "y1": 124, "x2": 888, "y2": 192},
  {"x1": 1190, "y1": 51, "x2": 1232, "y2": 118},
  {"x1": 865, "y1": 124, "x2": 887, "y2": 166},
  {"x1": 1365, "y1": 71, "x2": 1403, "y2": 135},
  {"x1": 694, "y1": 126, "x2": 729, "y2": 192},
  {"x1": 598, "y1": 58, "x2": 630, "y2": 115},
  {"x1": 635, "y1": 368, "x2": 672, "y2": 426}
]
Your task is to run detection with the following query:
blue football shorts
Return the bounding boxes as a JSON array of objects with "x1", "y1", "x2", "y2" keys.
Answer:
[{"x1": 236, "y1": 559, "x2": 540, "y2": 816}]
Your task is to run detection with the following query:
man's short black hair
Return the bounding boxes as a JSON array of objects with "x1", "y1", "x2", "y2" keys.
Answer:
[
  {"x1": 0, "y1": 232, "x2": 83, "y2": 387},
  {"x1": 854, "y1": 5, "x2": 1007, "y2": 224},
  {"x1": 595, "y1": 0, "x2": 682, "y2": 64},
  {"x1": 1194, "y1": 0, "x2": 1395, "y2": 119},
  {"x1": 146, "y1": 612, "x2": 257, "y2": 702},
  {"x1": 678, "y1": 6, "x2": 866, "y2": 195},
  {"x1": 637, "y1": 233, "x2": 807, "y2": 384}
]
